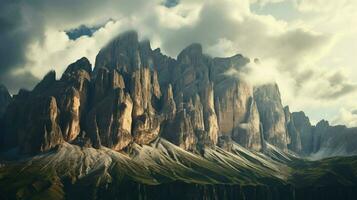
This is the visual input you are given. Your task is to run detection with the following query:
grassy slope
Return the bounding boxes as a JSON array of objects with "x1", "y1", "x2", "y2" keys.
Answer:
[
  {"x1": 290, "y1": 156, "x2": 357, "y2": 187},
  {"x1": 0, "y1": 165, "x2": 65, "y2": 200},
  {"x1": 1, "y1": 140, "x2": 357, "y2": 199}
]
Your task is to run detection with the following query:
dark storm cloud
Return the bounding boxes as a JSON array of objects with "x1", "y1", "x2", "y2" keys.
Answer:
[
  {"x1": 0, "y1": 0, "x2": 44, "y2": 74},
  {"x1": 0, "y1": 0, "x2": 44, "y2": 93},
  {"x1": 0, "y1": 72, "x2": 40, "y2": 95}
]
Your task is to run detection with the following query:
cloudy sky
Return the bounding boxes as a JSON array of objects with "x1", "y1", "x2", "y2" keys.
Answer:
[{"x1": 0, "y1": 0, "x2": 356, "y2": 126}]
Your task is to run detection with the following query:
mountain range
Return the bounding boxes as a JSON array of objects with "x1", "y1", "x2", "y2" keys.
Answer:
[{"x1": 1, "y1": 31, "x2": 357, "y2": 200}]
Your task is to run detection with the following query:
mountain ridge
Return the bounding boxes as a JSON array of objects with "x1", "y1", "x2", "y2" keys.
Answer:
[
  {"x1": 0, "y1": 30, "x2": 356, "y2": 158},
  {"x1": 1, "y1": 30, "x2": 357, "y2": 200}
]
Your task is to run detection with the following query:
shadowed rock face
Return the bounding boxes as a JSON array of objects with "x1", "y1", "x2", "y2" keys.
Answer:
[
  {"x1": 291, "y1": 111, "x2": 313, "y2": 155},
  {"x1": 2, "y1": 95, "x2": 63, "y2": 154},
  {"x1": 0, "y1": 85, "x2": 11, "y2": 117},
  {"x1": 1, "y1": 31, "x2": 355, "y2": 157},
  {"x1": 300, "y1": 119, "x2": 357, "y2": 158},
  {"x1": 1, "y1": 58, "x2": 91, "y2": 154},
  {"x1": 284, "y1": 106, "x2": 302, "y2": 153}
]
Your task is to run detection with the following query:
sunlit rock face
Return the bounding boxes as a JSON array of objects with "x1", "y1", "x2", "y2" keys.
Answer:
[{"x1": 254, "y1": 84, "x2": 289, "y2": 150}]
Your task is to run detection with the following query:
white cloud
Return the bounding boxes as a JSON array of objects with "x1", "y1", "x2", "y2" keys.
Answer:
[{"x1": 333, "y1": 108, "x2": 357, "y2": 127}]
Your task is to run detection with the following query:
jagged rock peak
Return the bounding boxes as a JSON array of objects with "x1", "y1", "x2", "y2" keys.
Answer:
[
  {"x1": 316, "y1": 119, "x2": 330, "y2": 127},
  {"x1": 177, "y1": 43, "x2": 203, "y2": 61},
  {"x1": 94, "y1": 30, "x2": 155, "y2": 74},
  {"x1": 33, "y1": 70, "x2": 57, "y2": 93},
  {"x1": 62, "y1": 57, "x2": 92, "y2": 77},
  {"x1": 113, "y1": 30, "x2": 139, "y2": 44}
]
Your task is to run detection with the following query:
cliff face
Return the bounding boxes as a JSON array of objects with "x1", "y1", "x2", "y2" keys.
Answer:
[
  {"x1": 307, "y1": 120, "x2": 357, "y2": 158},
  {"x1": 291, "y1": 112, "x2": 313, "y2": 155},
  {"x1": 94, "y1": 32, "x2": 265, "y2": 152},
  {"x1": 1, "y1": 31, "x2": 355, "y2": 157},
  {"x1": 1, "y1": 57, "x2": 91, "y2": 154},
  {"x1": 284, "y1": 106, "x2": 302, "y2": 153},
  {"x1": 254, "y1": 84, "x2": 289, "y2": 150},
  {"x1": 0, "y1": 31, "x2": 263, "y2": 154}
]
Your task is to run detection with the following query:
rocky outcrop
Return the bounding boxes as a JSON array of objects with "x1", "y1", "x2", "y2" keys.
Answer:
[{"x1": 254, "y1": 84, "x2": 289, "y2": 150}]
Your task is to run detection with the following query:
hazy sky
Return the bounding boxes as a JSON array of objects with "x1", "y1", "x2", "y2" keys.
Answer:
[{"x1": 0, "y1": 0, "x2": 356, "y2": 126}]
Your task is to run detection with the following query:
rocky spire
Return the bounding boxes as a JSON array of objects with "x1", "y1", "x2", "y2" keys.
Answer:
[
  {"x1": 202, "y1": 83, "x2": 219, "y2": 145},
  {"x1": 162, "y1": 84, "x2": 176, "y2": 120},
  {"x1": 254, "y1": 84, "x2": 289, "y2": 150},
  {"x1": 291, "y1": 111, "x2": 313, "y2": 155}
]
